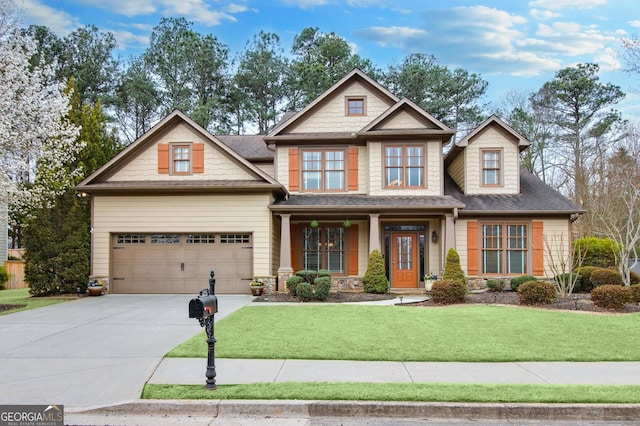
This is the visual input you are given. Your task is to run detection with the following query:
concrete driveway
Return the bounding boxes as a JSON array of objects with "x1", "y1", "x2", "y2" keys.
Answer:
[{"x1": 0, "y1": 294, "x2": 253, "y2": 409}]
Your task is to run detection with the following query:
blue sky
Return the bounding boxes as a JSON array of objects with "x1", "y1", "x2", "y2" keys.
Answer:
[{"x1": 19, "y1": 0, "x2": 640, "y2": 119}]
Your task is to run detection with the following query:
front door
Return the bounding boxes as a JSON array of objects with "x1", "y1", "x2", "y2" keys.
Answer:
[{"x1": 391, "y1": 233, "x2": 418, "y2": 288}]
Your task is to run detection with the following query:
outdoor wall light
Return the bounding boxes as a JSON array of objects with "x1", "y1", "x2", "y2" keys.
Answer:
[{"x1": 431, "y1": 230, "x2": 438, "y2": 243}]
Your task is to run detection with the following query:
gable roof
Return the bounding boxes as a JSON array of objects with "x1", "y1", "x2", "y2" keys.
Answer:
[
  {"x1": 266, "y1": 68, "x2": 399, "y2": 139},
  {"x1": 360, "y1": 98, "x2": 454, "y2": 142},
  {"x1": 445, "y1": 168, "x2": 584, "y2": 216},
  {"x1": 445, "y1": 115, "x2": 531, "y2": 165},
  {"x1": 76, "y1": 110, "x2": 284, "y2": 194}
]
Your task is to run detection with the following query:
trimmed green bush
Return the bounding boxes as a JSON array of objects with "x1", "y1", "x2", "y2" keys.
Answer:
[
  {"x1": 590, "y1": 268, "x2": 623, "y2": 288},
  {"x1": 363, "y1": 249, "x2": 388, "y2": 294},
  {"x1": 486, "y1": 279, "x2": 505, "y2": 292},
  {"x1": 574, "y1": 266, "x2": 599, "y2": 292},
  {"x1": 574, "y1": 237, "x2": 618, "y2": 268},
  {"x1": 296, "y1": 282, "x2": 314, "y2": 301},
  {"x1": 509, "y1": 275, "x2": 537, "y2": 291},
  {"x1": 591, "y1": 285, "x2": 631, "y2": 311},
  {"x1": 317, "y1": 269, "x2": 331, "y2": 278},
  {"x1": 517, "y1": 280, "x2": 557, "y2": 305},
  {"x1": 296, "y1": 270, "x2": 317, "y2": 284},
  {"x1": 0, "y1": 266, "x2": 8, "y2": 290},
  {"x1": 442, "y1": 248, "x2": 466, "y2": 285},
  {"x1": 286, "y1": 275, "x2": 303, "y2": 296},
  {"x1": 431, "y1": 280, "x2": 467, "y2": 305},
  {"x1": 629, "y1": 284, "x2": 640, "y2": 304},
  {"x1": 314, "y1": 276, "x2": 332, "y2": 301}
]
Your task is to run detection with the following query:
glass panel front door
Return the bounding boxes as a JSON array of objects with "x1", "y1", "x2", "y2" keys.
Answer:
[{"x1": 392, "y1": 233, "x2": 418, "y2": 288}]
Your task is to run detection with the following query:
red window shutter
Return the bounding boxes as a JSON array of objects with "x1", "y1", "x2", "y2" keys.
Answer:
[
  {"x1": 193, "y1": 143, "x2": 204, "y2": 173},
  {"x1": 289, "y1": 148, "x2": 299, "y2": 191},
  {"x1": 532, "y1": 221, "x2": 544, "y2": 276},
  {"x1": 291, "y1": 224, "x2": 300, "y2": 272},
  {"x1": 348, "y1": 224, "x2": 359, "y2": 275},
  {"x1": 348, "y1": 147, "x2": 359, "y2": 191},
  {"x1": 158, "y1": 144, "x2": 169, "y2": 174},
  {"x1": 467, "y1": 221, "x2": 479, "y2": 275}
]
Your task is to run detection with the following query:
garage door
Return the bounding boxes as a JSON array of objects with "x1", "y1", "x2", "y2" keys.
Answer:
[{"x1": 111, "y1": 233, "x2": 253, "y2": 294}]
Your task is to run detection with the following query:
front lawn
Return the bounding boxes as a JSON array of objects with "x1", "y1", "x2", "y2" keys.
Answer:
[
  {"x1": 169, "y1": 305, "x2": 640, "y2": 362},
  {"x1": 0, "y1": 288, "x2": 75, "y2": 315}
]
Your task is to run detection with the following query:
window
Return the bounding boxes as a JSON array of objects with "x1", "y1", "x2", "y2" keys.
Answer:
[
  {"x1": 482, "y1": 150, "x2": 501, "y2": 186},
  {"x1": 117, "y1": 234, "x2": 146, "y2": 244},
  {"x1": 151, "y1": 234, "x2": 181, "y2": 244},
  {"x1": 186, "y1": 234, "x2": 216, "y2": 244},
  {"x1": 173, "y1": 145, "x2": 191, "y2": 174},
  {"x1": 384, "y1": 145, "x2": 424, "y2": 188},
  {"x1": 302, "y1": 150, "x2": 345, "y2": 191},
  {"x1": 481, "y1": 223, "x2": 527, "y2": 275},
  {"x1": 303, "y1": 226, "x2": 344, "y2": 273},
  {"x1": 346, "y1": 97, "x2": 365, "y2": 116},
  {"x1": 220, "y1": 234, "x2": 251, "y2": 244}
]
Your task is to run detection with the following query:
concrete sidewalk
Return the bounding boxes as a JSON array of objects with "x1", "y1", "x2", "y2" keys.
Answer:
[{"x1": 150, "y1": 358, "x2": 640, "y2": 386}]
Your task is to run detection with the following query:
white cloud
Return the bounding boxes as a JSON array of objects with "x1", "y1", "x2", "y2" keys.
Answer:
[
  {"x1": 594, "y1": 47, "x2": 621, "y2": 71},
  {"x1": 529, "y1": 0, "x2": 607, "y2": 10},
  {"x1": 74, "y1": 0, "x2": 157, "y2": 16},
  {"x1": 629, "y1": 20, "x2": 640, "y2": 28},
  {"x1": 21, "y1": 0, "x2": 78, "y2": 35},
  {"x1": 354, "y1": 26, "x2": 428, "y2": 48},
  {"x1": 109, "y1": 30, "x2": 150, "y2": 51},
  {"x1": 281, "y1": 0, "x2": 330, "y2": 8},
  {"x1": 530, "y1": 8, "x2": 561, "y2": 20}
]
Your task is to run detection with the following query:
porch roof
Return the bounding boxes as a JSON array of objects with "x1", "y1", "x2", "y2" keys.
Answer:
[{"x1": 270, "y1": 194, "x2": 464, "y2": 212}]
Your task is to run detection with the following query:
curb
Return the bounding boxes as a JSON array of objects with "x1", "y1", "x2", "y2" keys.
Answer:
[{"x1": 72, "y1": 399, "x2": 640, "y2": 421}]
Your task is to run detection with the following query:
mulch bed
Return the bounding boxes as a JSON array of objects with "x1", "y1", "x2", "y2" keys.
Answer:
[
  {"x1": 254, "y1": 291, "x2": 640, "y2": 314},
  {"x1": 0, "y1": 304, "x2": 26, "y2": 313}
]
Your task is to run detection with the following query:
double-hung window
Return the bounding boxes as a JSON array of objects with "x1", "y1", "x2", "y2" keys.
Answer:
[
  {"x1": 384, "y1": 145, "x2": 424, "y2": 188},
  {"x1": 482, "y1": 223, "x2": 528, "y2": 275},
  {"x1": 482, "y1": 150, "x2": 501, "y2": 186},
  {"x1": 303, "y1": 226, "x2": 344, "y2": 274},
  {"x1": 302, "y1": 150, "x2": 345, "y2": 191},
  {"x1": 173, "y1": 145, "x2": 191, "y2": 174}
]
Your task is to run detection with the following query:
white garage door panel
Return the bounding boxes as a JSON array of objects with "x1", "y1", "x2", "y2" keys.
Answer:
[{"x1": 111, "y1": 234, "x2": 252, "y2": 294}]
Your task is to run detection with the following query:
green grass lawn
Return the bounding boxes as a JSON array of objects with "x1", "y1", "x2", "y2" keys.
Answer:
[
  {"x1": 169, "y1": 305, "x2": 640, "y2": 362},
  {"x1": 0, "y1": 288, "x2": 75, "y2": 315},
  {"x1": 143, "y1": 382, "x2": 640, "y2": 404}
]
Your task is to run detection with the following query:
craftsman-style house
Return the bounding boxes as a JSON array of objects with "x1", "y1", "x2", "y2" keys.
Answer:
[{"x1": 76, "y1": 69, "x2": 582, "y2": 294}]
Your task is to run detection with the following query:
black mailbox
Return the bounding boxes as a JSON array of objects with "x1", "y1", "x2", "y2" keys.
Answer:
[{"x1": 189, "y1": 291, "x2": 218, "y2": 319}]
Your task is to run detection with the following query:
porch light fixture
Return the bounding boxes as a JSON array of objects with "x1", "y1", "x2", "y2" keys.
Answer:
[
  {"x1": 310, "y1": 219, "x2": 319, "y2": 228},
  {"x1": 431, "y1": 230, "x2": 438, "y2": 243},
  {"x1": 343, "y1": 219, "x2": 351, "y2": 228}
]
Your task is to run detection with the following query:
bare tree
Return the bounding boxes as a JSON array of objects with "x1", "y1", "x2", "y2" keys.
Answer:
[{"x1": 544, "y1": 234, "x2": 587, "y2": 297}]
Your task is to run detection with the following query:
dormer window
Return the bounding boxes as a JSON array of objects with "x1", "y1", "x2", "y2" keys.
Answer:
[
  {"x1": 482, "y1": 149, "x2": 501, "y2": 186},
  {"x1": 346, "y1": 97, "x2": 365, "y2": 116}
]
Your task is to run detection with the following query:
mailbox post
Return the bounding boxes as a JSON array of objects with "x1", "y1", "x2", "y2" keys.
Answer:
[{"x1": 188, "y1": 270, "x2": 218, "y2": 389}]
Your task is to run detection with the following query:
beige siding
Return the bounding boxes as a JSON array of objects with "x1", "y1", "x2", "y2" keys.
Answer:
[
  {"x1": 464, "y1": 126, "x2": 520, "y2": 195},
  {"x1": 378, "y1": 110, "x2": 425, "y2": 129},
  {"x1": 256, "y1": 163, "x2": 275, "y2": 178},
  {"x1": 541, "y1": 218, "x2": 573, "y2": 278},
  {"x1": 288, "y1": 81, "x2": 394, "y2": 134},
  {"x1": 369, "y1": 141, "x2": 442, "y2": 196},
  {"x1": 357, "y1": 220, "x2": 368, "y2": 276},
  {"x1": 455, "y1": 219, "x2": 470, "y2": 274},
  {"x1": 275, "y1": 147, "x2": 289, "y2": 189},
  {"x1": 448, "y1": 154, "x2": 465, "y2": 191},
  {"x1": 92, "y1": 194, "x2": 272, "y2": 278},
  {"x1": 427, "y1": 219, "x2": 442, "y2": 276},
  {"x1": 109, "y1": 123, "x2": 256, "y2": 182}
]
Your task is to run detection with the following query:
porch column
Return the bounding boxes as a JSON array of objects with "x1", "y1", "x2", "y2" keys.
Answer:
[
  {"x1": 445, "y1": 212, "x2": 456, "y2": 253},
  {"x1": 277, "y1": 214, "x2": 294, "y2": 286},
  {"x1": 369, "y1": 213, "x2": 381, "y2": 253}
]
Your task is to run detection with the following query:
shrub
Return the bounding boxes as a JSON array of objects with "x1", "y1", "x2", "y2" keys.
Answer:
[
  {"x1": 629, "y1": 284, "x2": 640, "y2": 304},
  {"x1": 509, "y1": 275, "x2": 537, "y2": 292},
  {"x1": 574, "y1": 266, "x2": 599, "y2": 292},
  {"x1": 286, "y1": 275, "x2": 303, "y2": 296},
  {"x1": 553, "y1": 273, "x2": 582, "y2": 293},
  {"x1": 590, "y1": 268, "x2": 623, "y2": 288},
  {"x1": 0, "y1": 266, "x2": 8, "y2": 290},
  {"x1": 295, "y1": 270, "x2": 317, "y2": 284},
  {"x1": 630, "y1": 271, "x2": 640, "y2": 285},
  {"x1": 590, "y1": 285, "x2": 631, "y2": 311},
  {"x1": 517, "y1": 281, "x2": 557, "y2": 305},
  {"x1": 314, "y1": 276, "x2": 332, "y2": 301},
  {"x1": 442, "y1": 248, "x2": 466, "y2": 285},
  {"x1": 431, "y1": 280, "x2": 467, "y2": 305},
  {"x1": 574, "y1": 237, "x2": 618, "y2": 268},
  {"x1": 317, "y1": 269, "x2": 331, "y2": 278},
  {"x1": 296, "y1": 282, "x2": 314, "y2": 301},
  {"x1": 363, "y1": 249, "x2": 388, "y2": 294},
  {"x1": 486, "y1": 279, "x2": 505, "y2": 292}
]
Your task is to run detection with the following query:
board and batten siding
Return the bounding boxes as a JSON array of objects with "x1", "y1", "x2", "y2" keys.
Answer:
[
  {"x1": 287, "y1": 81, "x2": 394, "y2": 134},
  {"x1": 91, "y1": 194, "x2": 272, "y2": 278},
  {"x1": 464, "y1": 126, "x2": 520, "y2": 195},
  {"x1": 109, "y1": 123, "x2": 256, "y2": 182}
]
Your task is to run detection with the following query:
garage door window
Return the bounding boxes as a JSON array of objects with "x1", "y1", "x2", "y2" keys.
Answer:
[
  {"x1": 151, "y1": 234, "x2": 181, "y2": 244},
  {"x1": 117, "y1": 234, "x2": 146, "y2": 244},
  {"x1": 186, "y1": 234, "x2": 216, "y2": 243},
  {"x1": 220, "y1": 234, "x2": 250, "y2": 243}
]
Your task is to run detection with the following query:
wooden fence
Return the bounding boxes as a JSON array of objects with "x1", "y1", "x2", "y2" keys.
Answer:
[{"x1": 4, "y1": 249, "x2": 26, "y2": 289}]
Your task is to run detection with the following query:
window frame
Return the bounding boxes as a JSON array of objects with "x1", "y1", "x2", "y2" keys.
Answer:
[
  {"x1": 481, "y1": 149, "x2": 502, "y2": 187},
  {"x1": 346, "y1": 96, "x2": 366, "y2": 117},
  {"x1": 301, "y1": 148, "x2": 346, "y2": 192},
  {"x1": 172, "y1": 143, "x2": 192, "y2": 175},
  {"x1": 383, "y1": 144, "x2": 426, "y2": 189},
  {"x1": 302, "y1": 225, "x2": 346, "y2": 275},
  {"x1": 480, "y1": 222, "x2": 528, "y2": 276}
]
